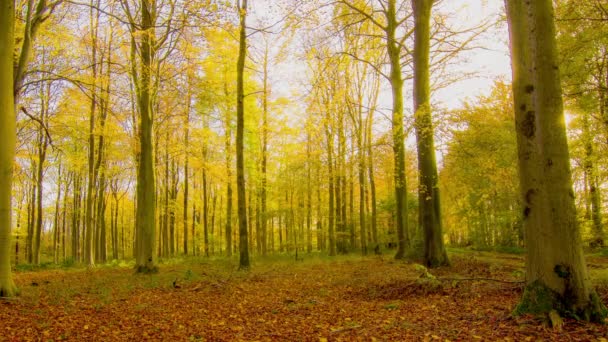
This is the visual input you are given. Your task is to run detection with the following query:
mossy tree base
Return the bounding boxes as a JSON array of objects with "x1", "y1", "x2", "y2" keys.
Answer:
[
  {"x1": 514, "y1": 280, "x2": 607, "y2": 323},
  {"x1": 424, "y1": 256, "x2": 450, "y2": 269},
  {"x1": 135, "y1": 265, "x2": 158, "y2": 274},
  {"x1": 0, "y1": 284, "x2": 18, "y2": 298}
]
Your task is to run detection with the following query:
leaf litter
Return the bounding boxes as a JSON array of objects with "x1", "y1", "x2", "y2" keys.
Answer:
[{"x1": 1, "y1": 253, "x2": 607, "y2": 341}]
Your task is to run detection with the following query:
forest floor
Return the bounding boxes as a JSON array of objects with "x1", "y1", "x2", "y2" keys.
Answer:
[{"x1": 2, "y1": 249, "x2": 608, "y2": 341}]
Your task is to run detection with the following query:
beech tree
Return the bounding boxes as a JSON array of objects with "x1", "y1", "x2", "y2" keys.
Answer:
[
  {"x1": 0, "y1": 0, "x2": 17, "y2": 297},
  {"x1": 506, "y1": 0, "x2": 607, "y2": 321},
  {"x1": 411, "y1": 0, "x2": 448, "y2": 267},
  {"x1": 236, "y1": 0, "x2": 250, "y2": 268}
]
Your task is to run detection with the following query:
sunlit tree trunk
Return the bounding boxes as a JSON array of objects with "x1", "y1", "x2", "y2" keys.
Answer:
[
  {"x1": 0, "y1": 0, "x2": 17, "y2": 297},
  {"x1": 581, "y1": 111, "x2": 603, "y2": 245},
  {"x1": 412, "y1": 0, "x2": 448, "y2": 267},
  {"x1": 507, "y1": 0, "x2": 606, "y2": 321}
]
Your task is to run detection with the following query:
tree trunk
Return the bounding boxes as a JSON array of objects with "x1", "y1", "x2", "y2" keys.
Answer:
[
  {"x1": 236, "y1": 0, "x2": 250, "y2": 269},
  {"x1": 507, "y1": 0, "x2": 606, "y2": 321},
  {"x1": 170, "y1": 160, "x2": 177, "y2": 256},
  {"x1": 33, "y1": 87, "x2": 49, "y2": 265},
  {"x1": 326, "y1": 115, "x2": 336, "y2": 256},
  {"x1": 386, "y1": 0, "x2": 409, "y2": 259},
  {"x1": 72, "y1": 174, "x2": 82, "y2": 261},
  {"x1": 53, "y1": 163, "x2": 62, "y2": 264},
  {"x1": 134, "y1": 0, "x2": 157, "y2": 273},
  {"x1": 412, "y1": 0, "x2": 448, "y2": 267},
  {"x1": 84, "y1": 0, "x2": 100, "y2": 266},
  {"x1": 203, "y1": 166, "x2": 209, "y2": 257},
  {"x1": 225, "y1": 88, "x2": 233, "y2": 257},
  {"x1": 367, "y1": 108, "x2": 378, "y2": 247},
  {"x1": 0, "y1": 0, "x2": 17, "y2": 296},
  {"x1": 582, "y1": 111, "x2": 603, "y2": 245}
]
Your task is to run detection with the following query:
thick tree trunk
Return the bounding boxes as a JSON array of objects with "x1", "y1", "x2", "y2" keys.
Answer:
[
  {"x1": 0, "y1": 0, "x2": 17, "y2": 297},
  {"x1": 412, "y1": 0, "x2": 448, "y2": 267},
  {"x1": 507, "y1": 0, "x2": 606, "y2": 321}
]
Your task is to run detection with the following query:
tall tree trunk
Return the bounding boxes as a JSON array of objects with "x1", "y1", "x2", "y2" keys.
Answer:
[
  {"x1": 236, "y1": 0, "x2": 250, "y2": 268},
  {"x1": 316, "y1": 163, "x2": 324, "y2": 251},
  {"x1": 183, "y1": 79, "x2": 190, "y2": 256},
  {"x1": 26, "y1": 176, "x2": 35, "y2": 263},
  {"x1": 53, "y1": 163, "x2": 62, "y2": 264},
  {"x1": 507, "y1": 0, "x2": 606, "y2": 321},
  {"x1": 582, "y1": 111, "x2": 603, "y2": 245},
  {"x1": 0, "y1": 0, "x2": 17, "y2": 296},
  {"x1": 412, "y1": 0, "x2": 448, "y2": 267},
  {"x1": 210, "y1": 190, "x2": 217, "y2": 255},
  {"x1": 224, "y1": 88, "x2": 233, "y2": 257},
  {"x1": 84, "y1": 0, "x2": 100, "y2": 266},
  {"x1": 72, "y1": 174, "x2": 81, "y2": 261},
  {"x1": 162, "y1": 131, "x2": 170, "y2": 258},
  {"x1": 170, "y1": 160, "x2": 177, "y2": 256},
  {"x1": 260, "y1": 44, "x2": 269, "y2": 256},
  {"x1": 203, "y1": 166, "x2": 209, "y2": 257},
  {"x1": 326, "y1": 116, "x2": 336, "y2": 256},
  {"x1": 134, "y1": 0, "x2": 157, "y2": 273},
  {"x1": 306, "y1": 136, "x2": 313, "y2": 254},
  {"x1": 61, "y1": 175, "x2": 70, "y2": 261},
  {"x1": 386, "y1": 0, "x2": 409, "y2": 259},
  {"x1": 367, "y1": 111, "x2": 378, "y2": 247},
  {"x1": 33, "y1": 85, "x2": 49, "y2": 265}
]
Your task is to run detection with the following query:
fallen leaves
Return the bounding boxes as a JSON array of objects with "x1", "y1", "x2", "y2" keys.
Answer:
[{"x1": 0, "y1": 254, "x2": 607, "y2": 341}]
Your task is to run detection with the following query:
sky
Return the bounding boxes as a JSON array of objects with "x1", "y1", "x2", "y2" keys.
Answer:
[
  {"x1": 247, "y1": 0, "x2": 513, "y2": 126},
  {"x1": 434, "y1": 0, "x2": 512, "y2": 109}
]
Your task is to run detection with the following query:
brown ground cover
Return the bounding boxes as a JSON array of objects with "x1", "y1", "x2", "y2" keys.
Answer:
[{"x1": 1, "y1": 252, "x2": 607, "y2": 341}]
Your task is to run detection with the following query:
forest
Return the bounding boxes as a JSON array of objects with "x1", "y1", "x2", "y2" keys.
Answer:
[{"x1": 1, "y1": 0, "x2": 608, "y2": 340}]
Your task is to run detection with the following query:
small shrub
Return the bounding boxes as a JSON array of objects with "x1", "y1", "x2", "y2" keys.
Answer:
[
  {"x1": 62, "y1": 257, "x2": 76, "y2": 268},
  {"x1": 494, "y1": 246, "x2": 525, "y2": 255}
]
